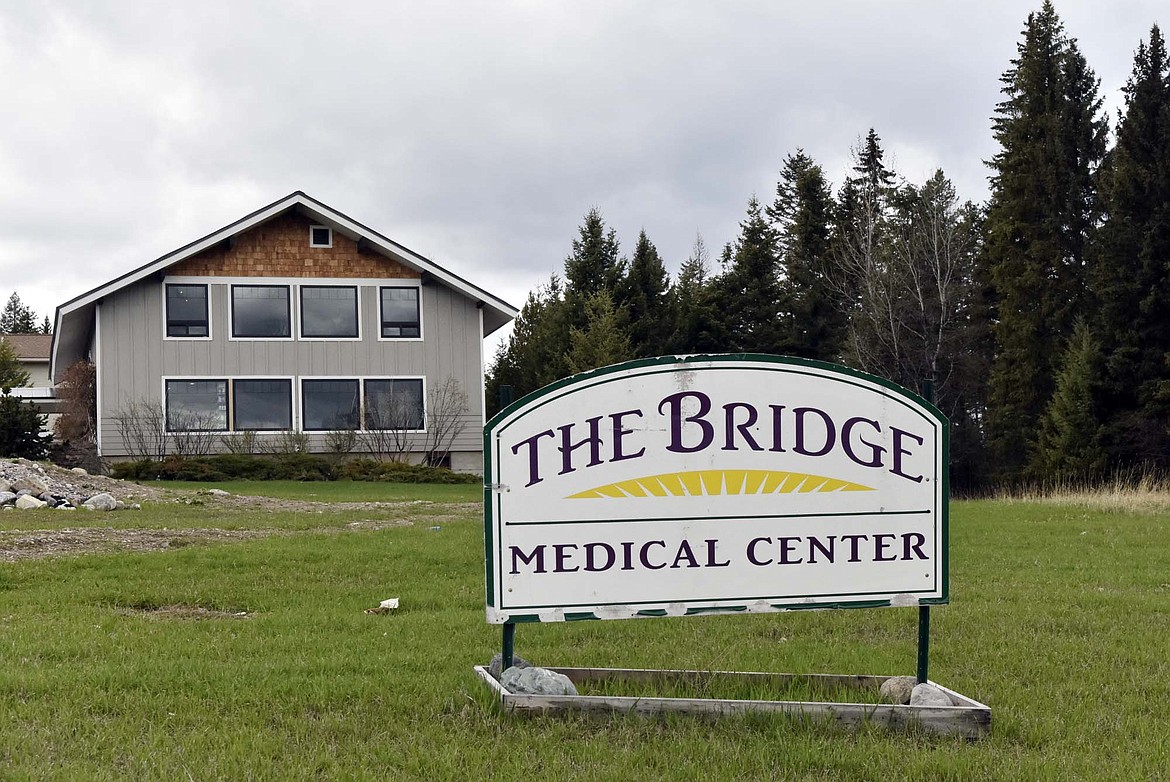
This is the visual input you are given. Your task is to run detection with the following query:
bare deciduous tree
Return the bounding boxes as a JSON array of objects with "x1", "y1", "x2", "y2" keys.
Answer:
[
  {"x1": 168, "y1": 410, "x2": 218, "y2": 457},
  {"x1": 219, "y1": 431, "x2": 257, "y2": 454},
  {"x1": 54, "y1": 360, "x2": 96, "y2": 443},
  {"x1": 423, "y1": 377, "x2": 470, "y2": 467},
  {"x1": 326, "y1": 426, "x2": 358, "y2": 459},
  {"x1": 112, "y1": 399, "x2": 167, "y2": 461},
  {"x1": 362, "y1": 390, "x2": 423, "y2": 462}
]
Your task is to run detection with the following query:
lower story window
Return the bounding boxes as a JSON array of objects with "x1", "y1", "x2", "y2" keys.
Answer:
[
  {"x1": 364, "y1": 378, "x2": 424, "y2": 430},
  {"x1": 302, "y1": 379, "x2": 360, "y2": 431},
  {"x1": 233, "y1": 379, "x2": 292, "y2": 430},
  {"x1": 165, "y1": 380, "x2": 228, "y2": 431}
]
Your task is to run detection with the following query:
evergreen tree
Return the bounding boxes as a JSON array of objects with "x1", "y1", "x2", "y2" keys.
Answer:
[
  {"x1": 0, "y1": 339, "x2": 31, "y2": 391},
  {"x1": 615, "y1": 230, "x2": 673, "y2": 357},
  {"x1": 984, "y1": 1, "x2": 1107, "y2": 481},
  {"x1": 40, "y1": 315, "x2": 52, "y2": 335},
  {"x1": 714, "y1": 197, "x2": 783, "y2": 353},
  {"x1": 768, "y1": 150, "x2": 843, "y2": 360},
  {"x1": 0, "y1": 293, "x2": 37, "y2": 334},
  {"x1": 564, "y1": 208, "x2": 624, "y2": 302},
  {"x1": 565, "y1": 291, "x2": 633, "y2": 374},
  {"x1": 1089, "y1": 25, "x2": 1170, "y2": 466},
  {"x1": 0, "y1": 394, "x2": 50, "y2": 460},
  {"x1": 1030, "y1": 319, "x2": 1107, "y2": 483},
  {"x1": 485, "y1": 277, "x2": 568, "y2": 416},
  {"x1": 669, "y1": 234, "x2": 723, "y2": 353}
]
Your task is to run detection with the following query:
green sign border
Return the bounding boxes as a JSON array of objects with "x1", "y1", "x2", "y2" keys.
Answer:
[{"x1": 484, "y1": 353, "x2": 949, "y2": 621}]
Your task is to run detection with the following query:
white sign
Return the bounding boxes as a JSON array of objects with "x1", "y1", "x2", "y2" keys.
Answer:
[{"x1": 484, "y1": 355, "x2": 947, "y2": 624}]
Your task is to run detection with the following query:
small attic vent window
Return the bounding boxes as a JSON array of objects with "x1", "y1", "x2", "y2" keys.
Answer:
[{"x1": 310, "y1": 225, "x2": 332, "y2": 248}]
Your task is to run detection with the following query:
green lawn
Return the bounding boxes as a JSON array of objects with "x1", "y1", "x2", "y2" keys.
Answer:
[
  {"x1": 143, "y1": 479, "x2": 481, "y2": 503},
  {"x1": 1, "y1": 497, "x2": 1168, "y2": 780}
]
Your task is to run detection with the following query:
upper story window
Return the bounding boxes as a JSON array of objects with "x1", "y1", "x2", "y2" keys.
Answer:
[
  {"x1": 166, "y1": 284, "x2": 209, "y2": 337},
  {"x1": 309, "y1": 225, "x2": 332, "y2": 248},
  {"x1": 300, "y1": 286, "x2": 358, "y2": 339},
  {"x1": 232, "y1": 285, "x2": 291, "y2": 338},
  {"x1": 380, "y1": 286, "x2": 420, "y2": 338}
]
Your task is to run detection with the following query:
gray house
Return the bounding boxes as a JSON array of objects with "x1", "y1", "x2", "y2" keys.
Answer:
[{"x1": 50, "y1": 192, "x2": 516, "y2": 471}]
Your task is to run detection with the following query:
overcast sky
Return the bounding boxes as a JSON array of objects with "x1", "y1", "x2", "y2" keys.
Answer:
[{"x1": 0, "y1": 1, "x2": 1164, "y2": 354}]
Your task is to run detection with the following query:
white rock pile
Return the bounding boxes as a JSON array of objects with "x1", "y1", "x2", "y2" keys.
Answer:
[{"x1": 0, "y1": 459, "x2": 140, "y2": 512}]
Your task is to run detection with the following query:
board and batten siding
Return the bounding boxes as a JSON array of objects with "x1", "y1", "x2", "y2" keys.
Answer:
[{"x1": 97, "y1": 276, "x2": 485, "y2": 466}]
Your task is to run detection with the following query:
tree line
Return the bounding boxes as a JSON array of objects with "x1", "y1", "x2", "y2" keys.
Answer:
[
  {"x1": 0, "y1": 292, "x2": 51, "y2": 335},
  {"x1": 488, "y1": 2, "x2": 1170, "y2": 491}
]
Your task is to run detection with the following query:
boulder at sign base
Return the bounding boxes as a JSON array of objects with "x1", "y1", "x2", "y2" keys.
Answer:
[
  {"x1": 487, "y1": 653, "x2": 532, "y2": 681},
  {"x1": 501, "y1": 666, "x2": 578, "y2": 696},
  {"x1": 880, "y1": 676, "x2": 917, "y2": 705},
  {"x1": 910, "y1": 683, "x2": 954, "y2": 707}
]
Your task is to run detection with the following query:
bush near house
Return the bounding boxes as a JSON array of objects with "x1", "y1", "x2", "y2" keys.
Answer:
[
  {"x1": 109, "y1": 455, "x2": 478, "y2": 484},
  {"x1": 0, "y1": 394, "x2": 51, "y2": 460}
]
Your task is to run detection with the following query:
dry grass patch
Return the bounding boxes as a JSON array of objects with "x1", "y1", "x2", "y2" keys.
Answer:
[
  {"x1": 118, "y1": 603, "x2": 252, "y2": 620},
  {"x1": 996, "y1": 474, "x2": 1170, "y2": 514}
]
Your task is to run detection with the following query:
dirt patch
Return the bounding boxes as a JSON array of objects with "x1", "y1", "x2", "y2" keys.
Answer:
[
  {"x1": 1, "y1": 458, "x2": 480, "y2": 560},
  {"x1": 0, "y1": 526, "x2": 286, "y2": 561},
  {"x1": 119, "y1": 604, "x2": 252, "y2": 620}
]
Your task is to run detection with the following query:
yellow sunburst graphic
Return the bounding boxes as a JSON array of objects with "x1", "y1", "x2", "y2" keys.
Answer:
[{"x1": 566, "y1": 470, "x2": 874, "y2": 499}]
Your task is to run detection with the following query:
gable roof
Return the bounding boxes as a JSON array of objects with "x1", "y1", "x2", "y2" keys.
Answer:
[
  {"x1": 51, "y1": 191, "x2": 518, "y2": 381},
  {"x1": 1, "y1": 334, "x2": 51, "y2": 361}
]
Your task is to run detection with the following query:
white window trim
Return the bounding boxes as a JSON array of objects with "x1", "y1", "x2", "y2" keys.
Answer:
[
  {"x1": 162, "y1": 375, "x2": 296, "y2": 433},
  {"x1": 362, "y1": 375, "x2": 428, "y2": 434},
  {"x1": 297, "y1": 284, "x2": 363, "y2": 342},
  {"x1": 161, "y1": 376, "x2": 230, "y2": 433},
  {"x1": 377, "y1": 282, "x2": 425, "y2": 342},
  {"x1": 300, "y1": 376, "x2": 363, "y2": 434},
  {"x1": 156, "y1": 374, "x2": 431, "y2": 438},
  {"x1": 161, "y1": 280, "x2": 213, "y2": 342},
  {"x1": 231, "y1": 376, "x2": 296, "y2": 432},
  {"x1": 228, "y1": 283, "x2": 295, "y2": 342},
  {"x1": 309, "y1": 224, "x2": 333, "y2": 248}
]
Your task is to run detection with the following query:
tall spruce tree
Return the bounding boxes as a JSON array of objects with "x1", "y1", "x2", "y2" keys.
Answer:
[
  {"x1": 714, "y1": 197, "x2": 783, "y2": 354},
  {"x1": 485, "y1": 277, "x2": 568, "y2": 416},
  {"x1": 0, "y1": 293, "x2": 37, "y2": 334},
  {"x1": 0, "y1": 338, "x2": 31, "y2": 391},
  {"x1": 1030, "y1": 318, "x2": 1107, "y2": 482},
  {"x1": 565, "y1": 291, "x2": 633, "y2": 374},
  {"x1": 768, "y1": 150, "x2": 843, "y2": 361},
  {"x1": 564, "y1": 208, "x2": 624, "y2": 302},
  {"x1": 670, "y1": 234, "x2": 723, "y2": 353},
  {"x1": 984, "y1": 1, "x2": 1106, "y2": 481},
  {"x1": 616, "y1": 230, "x2": 672, "y2": 357},
  {"x1": 1090, "y1": 25, "x2": 1170, "y2": 466}
]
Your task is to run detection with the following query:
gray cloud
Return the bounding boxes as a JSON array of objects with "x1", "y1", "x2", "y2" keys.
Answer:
[{"x1": 1, "y1": 1, "x2": 1164, "y2": 354}]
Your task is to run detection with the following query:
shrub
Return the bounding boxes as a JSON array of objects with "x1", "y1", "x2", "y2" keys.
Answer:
[
  {"x1": 112, "y1": 454, "x2": 337, "y2": 482},
  {"x1": 338, "y1": 458, "x2": 478, "y2": 484},
  {"x1": 0, "y1": 394, "x2": 51, "y2": 459}
]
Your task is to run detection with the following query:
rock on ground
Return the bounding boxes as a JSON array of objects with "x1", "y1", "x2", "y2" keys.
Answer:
[
  {"x1": 15, "y1": 494, "x2": 47, "y2": 510},
  {"x1": 880, "y1": 675, "x2": 917, "y2": 705},
  {"x1": 910, "y1": 683, "x2": 954, "y2": 707},
  {"x1": 82, "y1": 493, "x2": 119, "y2": 512},
  {"x1": 501, "y1": 666, "x2": 578, "y2": 696},
  {"x1": 487, "y1": 653, "x2": 532, "y2": 680}
]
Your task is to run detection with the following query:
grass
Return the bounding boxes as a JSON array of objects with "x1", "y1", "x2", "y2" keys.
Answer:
[
  {"x1": 2, "y1": 492, "x2": 1169, "y2": 780},
  {"x1": 142, "y1": 479, "x2": 482, "y2": 503}
]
